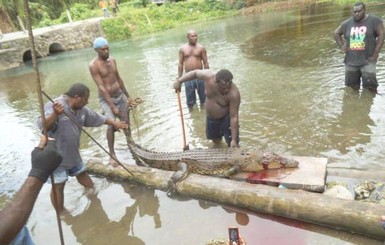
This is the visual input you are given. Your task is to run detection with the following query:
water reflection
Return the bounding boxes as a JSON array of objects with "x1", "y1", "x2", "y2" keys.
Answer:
[
  {"x1": 330, "y1": 88, "x2": 375, "y2": 154},
  {"x1": 241, "y1": 3, "x2": 342, "y2": 68},
  {"x1": 63, "y1": 183, "x2": 160, "y2": 244}
]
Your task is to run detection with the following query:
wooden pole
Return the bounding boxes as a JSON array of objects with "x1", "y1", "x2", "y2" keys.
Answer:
[
  {"x1": 177, "y1": 91, "x2": 189, "y2": 151},
  {"x1": 87, "y1": 160, "x2": 385, "y2": 240}
]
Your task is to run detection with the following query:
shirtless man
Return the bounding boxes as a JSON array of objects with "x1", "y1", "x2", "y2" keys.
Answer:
[
  {"x1": 178, "y1": 30, "x2": 209, "y2": 108},
  {"x1": 174, "y1": 69, "x2": 240, "y2": 148},
  {"x1": 89, "y1": 37, "x2": 131, "y2": 167}
]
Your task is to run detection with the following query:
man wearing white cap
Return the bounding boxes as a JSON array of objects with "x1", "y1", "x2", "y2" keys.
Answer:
[{"x1": 89, "y1": 37, "x2": 131, "y2": 167}]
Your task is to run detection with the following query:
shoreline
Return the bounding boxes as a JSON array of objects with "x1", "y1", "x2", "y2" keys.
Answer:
[{"x1": 240, "y1": 0, "x2": 318, "y2": 15}]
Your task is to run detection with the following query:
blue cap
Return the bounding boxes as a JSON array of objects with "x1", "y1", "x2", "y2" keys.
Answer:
[{"x1": 93, "y1": 37, "x2": 108, "y2": 49}]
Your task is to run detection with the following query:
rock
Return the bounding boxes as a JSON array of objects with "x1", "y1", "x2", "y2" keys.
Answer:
[
  {"x1": 324, "y1": 185, "x2": 354, "y2": 200},
  {"x1": 354, "y1": 181, "x2": 376, "y2": 200}
]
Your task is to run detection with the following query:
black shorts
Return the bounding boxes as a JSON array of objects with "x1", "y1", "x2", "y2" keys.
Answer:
[
  {"x1": 345, "y1": 63, "x2": 378, "y2": 90},
  {"x1": 206, "y1": 114, "x2": 239, "y2": 147}
]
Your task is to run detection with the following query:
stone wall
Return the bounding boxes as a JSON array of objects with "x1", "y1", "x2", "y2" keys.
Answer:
[{"x1": 0, "y1": 17, "x2": 105, "y2": 71}]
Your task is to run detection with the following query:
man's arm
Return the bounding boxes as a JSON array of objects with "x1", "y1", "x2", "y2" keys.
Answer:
[
  {"x1": 42, "y1": 102, "x2": 64, "y2": 131},
  {"x1": 201, "y1": 47, "x2": 209, "y2": 69},
  {"x1": 38, "y1": 102, "x2": 64, "y2": 132},
  {"x1": 0, "y1": 177, "x2": 43, "y2": 244},
  {"x1": 0, "y1": 138, "x2": 62, "y2": 244},
  {"x1": 334, "y1": 25, "x2": 347, "y2": 52},
  {"x1": 113, "y1": 59, "x2": 130, "y2": 98},
  {"x1": 368, "y1": 22, "x2": 385, "y2": 63},
  {"x1": 178, "y1": 47, "x2": 185, "y2": 78},
  {"x1": 89, "y1": 61, "x2": 118, "y2": 114},
  {"x1": 174, "y1": 69, "x2": 211, "y2": 92},
  {"x1": 105, "y1": 118, "x2": 129, "y2": 130},
  {"x1": 229, "y1": 87, "x2": 241, "y2": 148}
]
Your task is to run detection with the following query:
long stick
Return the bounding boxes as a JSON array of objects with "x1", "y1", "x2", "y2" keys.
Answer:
[
  {"x1": 177, "y1": 92, "x2": 189, "y2": 151},
  {"x1": 23, "y1": 0, "x2": 65, "y2": 244}
]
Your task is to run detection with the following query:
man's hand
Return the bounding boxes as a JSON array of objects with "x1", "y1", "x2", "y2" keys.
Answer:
[
  {"x1": 367, "y1": 53, "x2": 379, "y2": 63},
  {"x1": 173, "y1": 78, "x2": 182, "y2": 93},
  {"x1": 341, "y1": 43, "x2": 347, "y2": 52},
  {"x1": 127, "y1": 98, "x2": 135, "y2": 108},
  {"x1": 53, "y1": 102, "x2": 64, "y2": 116},
  {"x1": 29, "y1": 136, "x2": 63, "y2": 182},
  {"x1": 230, "y1": 140, "x2": 239, "y2": 148},
  {"x1": 112, "y1": 106, "x2": 120, "y2": 115},
  {"x1": 112, "y1": 120, "x2": 128, "y2": 131}
]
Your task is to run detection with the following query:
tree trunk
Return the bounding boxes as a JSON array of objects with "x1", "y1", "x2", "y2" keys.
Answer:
[
  {"x1": 0, "y1": 10, "x2": 16, "y2": 33},
  {"x1": 87, "y1": 160, "x2": 385, "y2": 240}
]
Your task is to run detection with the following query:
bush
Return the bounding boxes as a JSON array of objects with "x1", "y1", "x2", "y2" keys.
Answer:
[
  {"x1": 101, "y1": 16, "x2": 133, "y2": 41},
  {"x1": 70, "y1": 4, "x2": 96, "y2": 21}
]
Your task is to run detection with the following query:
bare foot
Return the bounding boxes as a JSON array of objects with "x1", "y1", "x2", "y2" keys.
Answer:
[{"x1": 109, "y1": 156, "x2": 119, "y2": 167}]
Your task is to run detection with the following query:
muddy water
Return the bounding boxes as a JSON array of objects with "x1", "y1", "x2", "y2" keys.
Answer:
[{"x1": 1, "y1": 2, "x2": 385, "y2": 244}]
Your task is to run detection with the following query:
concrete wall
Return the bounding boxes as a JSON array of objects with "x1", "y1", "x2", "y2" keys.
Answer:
[{"x1": 0, "y1": 17, "x2": 105, "y2": 71}]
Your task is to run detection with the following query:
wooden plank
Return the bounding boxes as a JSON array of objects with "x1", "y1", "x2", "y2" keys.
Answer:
[
  {"x1": 232, "y1": 156, "x2": 328, "y2": 193},
  {"x1": 86, "y1": 160, "x2": 385, "y2": 240}
]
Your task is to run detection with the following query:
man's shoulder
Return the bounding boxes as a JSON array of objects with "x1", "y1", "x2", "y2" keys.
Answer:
[
  {"x1": 81, "y1": 105, "x2": 99, "y2": 116},
  {"x1": 341, "y1": 17, "x2": 353, "y2": 26},
  {"x1": 196, "y1": 42, "x2": 205, "y2": 48},
  {"x1": 179, "y1": 43, "x2": 190, "y2": 50},
  {"x1": 368, "y1": 14, "x2": 383, "y2": 23},
  {"x1": 89, "y1": 57, "x2": 100, "y2": 67}
]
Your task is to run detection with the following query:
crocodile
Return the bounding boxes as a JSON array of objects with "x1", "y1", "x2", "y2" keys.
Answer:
[{"x1": 125, "y1": 136, "x2": 299, "y2": 194}]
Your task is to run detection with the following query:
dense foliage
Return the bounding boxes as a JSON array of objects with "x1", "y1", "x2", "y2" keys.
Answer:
[
  {"x1": 0, "y1": 0, "x2": 365, "y2": 39},
  {"x1": 102, "y1": 0, "x2": 235, "y2": 40}
]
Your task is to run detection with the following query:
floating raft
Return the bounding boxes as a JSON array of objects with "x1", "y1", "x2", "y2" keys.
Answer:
[{"x1": 86, "y1": 157, "x2": 385, "y2": 240}]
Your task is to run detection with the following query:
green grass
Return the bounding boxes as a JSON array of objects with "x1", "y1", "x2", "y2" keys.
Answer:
[{"x1": 98, "y1": 0, "x2": 236, "y2": 41}]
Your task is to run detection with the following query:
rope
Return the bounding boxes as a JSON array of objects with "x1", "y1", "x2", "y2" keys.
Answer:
[{"x1": 23, "y1": 0, "x2": 65, "y2": 244}]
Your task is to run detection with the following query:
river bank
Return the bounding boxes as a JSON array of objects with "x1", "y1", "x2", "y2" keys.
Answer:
[{"x1": 240, "y1": 0, "x2": 318, "y2": 15}]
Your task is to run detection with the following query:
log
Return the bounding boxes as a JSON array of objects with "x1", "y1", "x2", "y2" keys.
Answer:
[{"x1": 86, "y1": 160, "x2": 385, "y2": 240}]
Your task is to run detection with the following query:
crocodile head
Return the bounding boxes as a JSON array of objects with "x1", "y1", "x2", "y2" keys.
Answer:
[
  {"x1": 230, "y1": 149, "x2": 299, "y2": 172},
  {"x1": 260, "y1": 152, "x2": 299, "y2": 169}
]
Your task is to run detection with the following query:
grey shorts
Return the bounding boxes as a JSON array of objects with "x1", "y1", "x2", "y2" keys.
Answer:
[
  {"x1": 345, "y1": 63, "x2": 378, "y2": 90},
  {"x1": 47, "y1": 163, "x2": 86, "y2": 184},
  {"x1": 99, "y1": 90, "x2": 129, "y2": 128}
]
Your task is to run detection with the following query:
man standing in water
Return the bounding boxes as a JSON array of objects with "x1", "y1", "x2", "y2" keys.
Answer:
[
  {"x1": 334, "y1": 2, "x2": 384, "y2": 93},
  {"x1": 178, "y1": 30, "x2": 209, "y2": 108},
  {"x1": 39, "y1": 83, "x2": 128, "y2": 215},
  {"x1": 174, "y1": 69, "x2": 240, "y2": 148},
  {"x1": 89, "y1": 37, "x2": 131, "y2": 167}
]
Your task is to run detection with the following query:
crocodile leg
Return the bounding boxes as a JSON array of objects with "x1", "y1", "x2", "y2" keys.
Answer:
[
  {"x1": 166, "y1": 161, "x2": 190, "y2": 196},
  {"x1": 216, "y1": 165, "x2": 240, "y2": 178}
]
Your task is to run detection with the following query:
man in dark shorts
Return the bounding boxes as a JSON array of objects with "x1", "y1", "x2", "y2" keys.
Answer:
[
  {"x1": 334, "y1": 2, "x2": 384, "y2": 93},
  {"x1": 174, "y1": 69, "x2": 240, "y2": 148}
]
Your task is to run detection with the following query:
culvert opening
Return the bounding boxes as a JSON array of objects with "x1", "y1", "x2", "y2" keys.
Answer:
[{"x1": 49, "y1": 43, "x2": 65, "y2": 54}]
